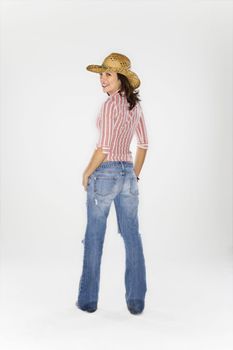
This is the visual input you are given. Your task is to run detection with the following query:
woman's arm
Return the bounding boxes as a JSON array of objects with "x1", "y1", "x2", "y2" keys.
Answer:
[
  {"x1": 82, "y1": 148, "x2": 107, "y2": 190},
  {"x1": 134, "y1": 105, "x2": 149, "y2": 178},
  {"x1": 133, "y1": 147, "x2": 148, "y2": 177}
]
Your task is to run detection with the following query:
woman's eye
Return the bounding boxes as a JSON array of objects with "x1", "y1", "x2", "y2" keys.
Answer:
[{"x1": 100, "y1": 72, "x2": 111, "y2": 77}]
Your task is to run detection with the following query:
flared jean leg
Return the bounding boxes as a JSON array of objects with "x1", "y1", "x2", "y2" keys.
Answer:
[
  {"x1": 76, "y1": 197, "x2": 111, "y2": 309},
  {"x1": 114, "y1": 193, "x2": 147, "y2": 304}
]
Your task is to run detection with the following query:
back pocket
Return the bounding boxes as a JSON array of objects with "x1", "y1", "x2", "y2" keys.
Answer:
[
  {"x1": 94, "y1": 176, "x2": 117, "y2": 196},
  {"x1": 129, "y1": 176, "x2": 139, "y2": 195}
]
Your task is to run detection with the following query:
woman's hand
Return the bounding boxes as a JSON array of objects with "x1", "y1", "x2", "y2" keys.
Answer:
[
  {"x1": 81, "y1": 148, "x2": 107, "y2": 191},
  {"x1": 82, "y1": 173, "x2": 90, "y2": 191}
]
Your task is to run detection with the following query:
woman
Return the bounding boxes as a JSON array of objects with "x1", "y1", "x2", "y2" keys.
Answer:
[{"x1": 76, "y1": 53, "x2": 149, "y2": 315}]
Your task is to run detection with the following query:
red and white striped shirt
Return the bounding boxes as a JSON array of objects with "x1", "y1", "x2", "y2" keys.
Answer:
[{"x1": 95, "y1": 89, "x2": 149, "y2": 162}]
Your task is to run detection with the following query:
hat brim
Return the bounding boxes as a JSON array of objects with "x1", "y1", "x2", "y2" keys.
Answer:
[
  {"x1": 86, "y1": 65, "x2": 140, "y2": 89},
  {"x1": 86, "y1": 65, "x2": 107, "y2": 73}
]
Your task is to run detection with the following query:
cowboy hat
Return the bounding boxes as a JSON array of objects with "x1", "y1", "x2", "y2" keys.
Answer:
[{"x1": 86, "y1": 52, "x2": 140, "y2": 89}]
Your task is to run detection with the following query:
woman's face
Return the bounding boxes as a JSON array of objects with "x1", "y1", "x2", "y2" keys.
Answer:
[{"x1": 99, "y1": 71, "x2": 121, "y2": 95}]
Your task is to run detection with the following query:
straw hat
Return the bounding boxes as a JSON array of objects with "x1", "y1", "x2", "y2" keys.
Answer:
[{"x1": 86, "y1": 52, "x2": 141, "y2": 89}]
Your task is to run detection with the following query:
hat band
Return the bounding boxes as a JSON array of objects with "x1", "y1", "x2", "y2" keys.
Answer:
[{"x1": 102, "y1": 64, "x2": 131, "y2": 74}]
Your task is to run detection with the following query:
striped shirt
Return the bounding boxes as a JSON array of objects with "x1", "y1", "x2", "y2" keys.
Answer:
[{"x1": 95, "y1": 89, "x2": 148, "y2": 162}]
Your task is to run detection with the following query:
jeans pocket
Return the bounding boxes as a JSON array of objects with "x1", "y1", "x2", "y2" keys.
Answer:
[
  {"x1": 129, "y1": 176, "x2": 139, "y2": 195},
  {"x1": 94, "y1": 176, "x2": 117, "y2": 196}
]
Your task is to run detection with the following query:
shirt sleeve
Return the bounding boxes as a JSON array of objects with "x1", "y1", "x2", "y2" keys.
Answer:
[
  {"x1": 96, "y1": 99, "x2": 116, "y2": 154},
  {"x1": 135, "y1": 105, "x2": 149, "y2": 149}
]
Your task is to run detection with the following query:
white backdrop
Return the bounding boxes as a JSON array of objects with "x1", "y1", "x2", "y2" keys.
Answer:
[{"x1": 0, "y1": 1, "x2": 232, "y2": 350}]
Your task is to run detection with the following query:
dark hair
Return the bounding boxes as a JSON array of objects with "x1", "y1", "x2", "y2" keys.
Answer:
[{"x1": 107, "y1": 73, "x2": 141, "y2": 111}]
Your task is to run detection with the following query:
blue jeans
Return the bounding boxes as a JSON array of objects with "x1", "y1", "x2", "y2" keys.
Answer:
[{"x1": 76, "y1": 161, "x2": 147, "y2": 310}]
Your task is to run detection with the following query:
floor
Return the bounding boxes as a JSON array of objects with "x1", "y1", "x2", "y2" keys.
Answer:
[{"x1": 0, "y1": 251, "x2": 232, "y2": 350}]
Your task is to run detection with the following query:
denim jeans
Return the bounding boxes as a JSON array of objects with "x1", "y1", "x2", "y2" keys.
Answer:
[{"x1": 76, "y1": 161, "x2": 147, "y2": 310}]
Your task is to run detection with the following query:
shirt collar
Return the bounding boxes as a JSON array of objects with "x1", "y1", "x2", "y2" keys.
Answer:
[{"x1": 108, "y1": 89, "x2": 125, "y2": 98}]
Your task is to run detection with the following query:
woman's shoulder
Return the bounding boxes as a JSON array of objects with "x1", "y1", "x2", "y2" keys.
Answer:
[
  {"x1": 98, "y1": 96, "x2": 117, "y2": 118},
  {"x1": 132, "y1": 100, "x2": 142, "y2": 113},
  {"x1": 100, "y1": 95, "x2": 118, "y2": 112}
]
